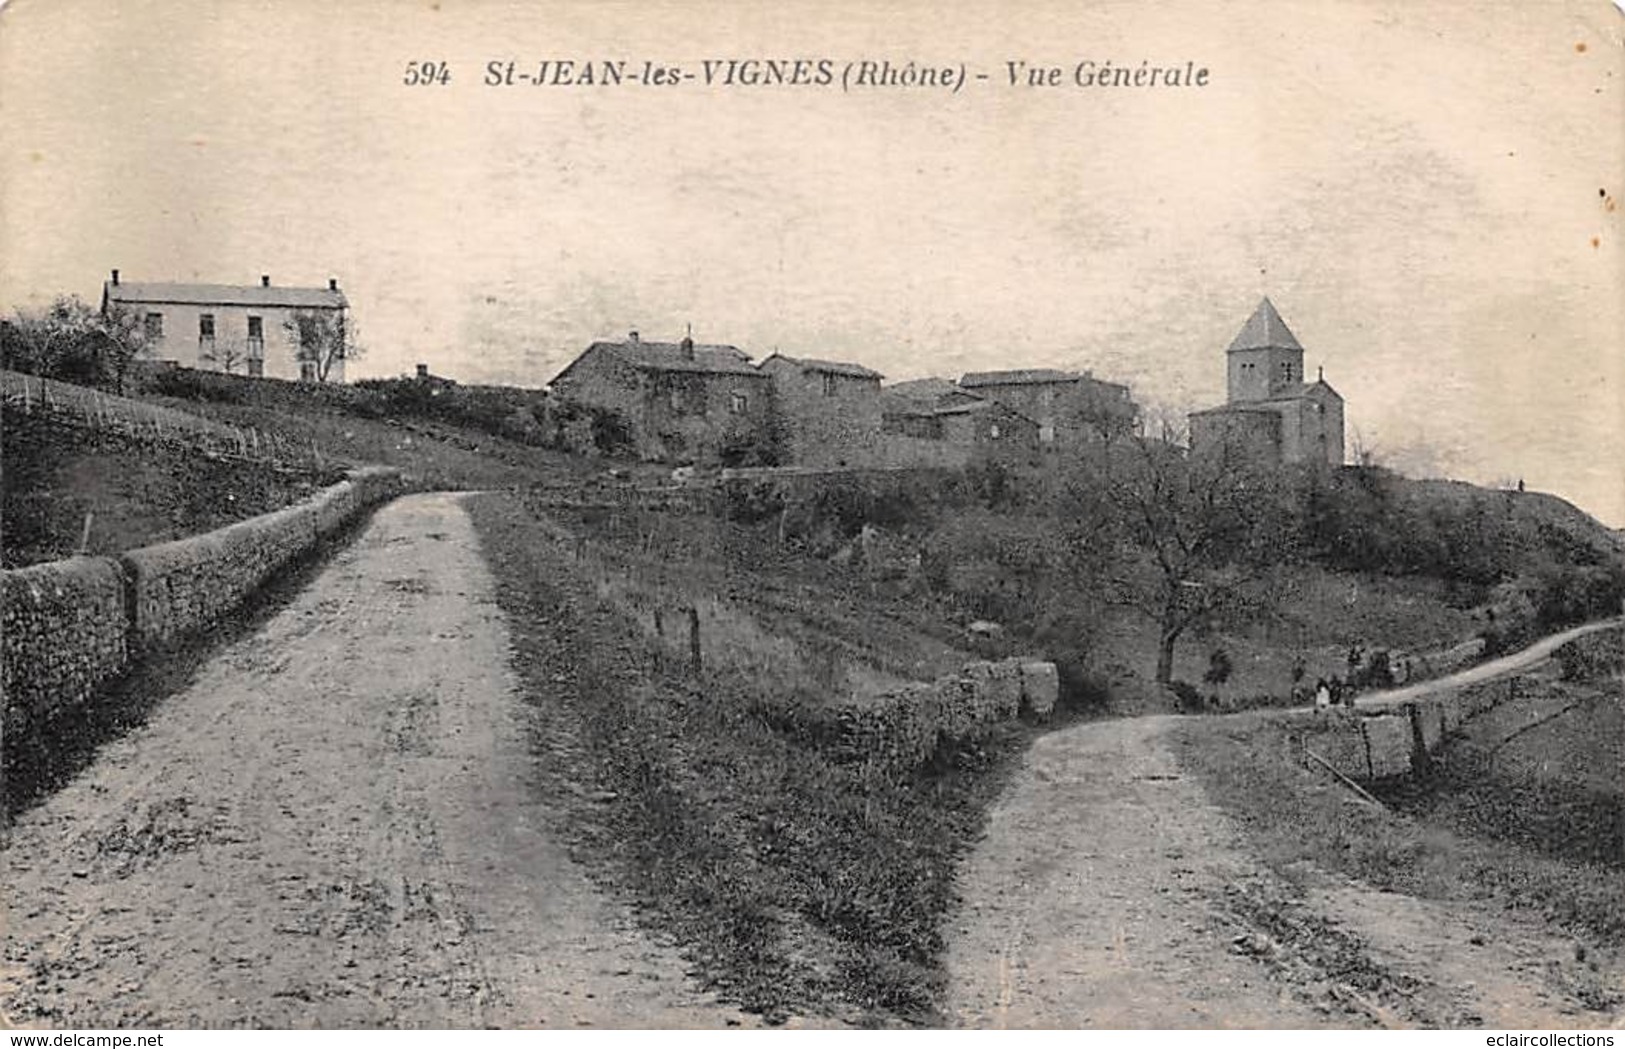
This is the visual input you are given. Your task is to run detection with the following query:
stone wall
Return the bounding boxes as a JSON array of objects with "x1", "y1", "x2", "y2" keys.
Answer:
[
  {"x1": 1308, "y1": 675, "x2": 1526, "y2": 783},
  {"x1": 828, "y1": 658, "x2": 1058, "y2": 774},
  {"x1": 2, "y1": 467, "x2": 401, "y2": 746},
  {"x1": 1, "y1": 557, "x2": 129, "y2": 739},
  {"x1": 121, "y1": 501, "x2": 322, "y2": 647}
]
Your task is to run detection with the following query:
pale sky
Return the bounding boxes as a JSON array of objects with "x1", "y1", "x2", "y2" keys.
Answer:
[{"x1": 2, "y1": 0, "x2": 1621, "y2": 523}]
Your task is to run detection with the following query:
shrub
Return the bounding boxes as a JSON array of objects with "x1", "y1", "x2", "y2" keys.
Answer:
[{"x1": 1167, "y1": 679, "x2": 1205, "y2": 713}]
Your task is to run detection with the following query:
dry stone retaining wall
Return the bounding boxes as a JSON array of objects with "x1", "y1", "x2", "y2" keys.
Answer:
[
  {"x1": 1, "y1": 557, "x2": 129, "y2": 739},
  {"x1": 1309, "y1": 675, "x2": 1526, "y2": 783},
  {"x1": 830, "y1": 657, "x2": 1058, "y2": 774},
  {"x1": 2, "y1": 467, "x2": 401, "y2": 746}
]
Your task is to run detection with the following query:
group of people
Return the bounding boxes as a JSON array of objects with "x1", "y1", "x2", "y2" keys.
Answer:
[{"x1": 1312, "y1": 675, "x2": 1352, "y2": 709}]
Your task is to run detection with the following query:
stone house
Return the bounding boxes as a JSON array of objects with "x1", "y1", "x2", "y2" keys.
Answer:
[
  {"x1": 958, "y1": 368, "x2": 1136, "y2": 445},
  {"x1": 878, "y1": 384, "x2": 1042, "y2": 466},
  {"x1": 756, "y1": 353, "x2": 883, "y2": 467},
  {"x1": 1188, "y1": 298, "x2": 1345, "y2": 467},
  {"x1": 101, "y1": 270, "x2": 349, "y2": 381},
  {"x1": 935, "y1": 398, "x2": 1042, "y2": 456},
  {"x1": 548, "y1": 331, "x2": 775, "y2": 464}
]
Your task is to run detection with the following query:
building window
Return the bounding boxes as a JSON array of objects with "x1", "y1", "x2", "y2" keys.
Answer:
[
  {"x1": 822, "y1": 373, "x2": 838, "y2": 397},
  {"x1": 246, "y1": 315, "x2": 264, "y2": 359},
  {"x1": 144, "y1": 312, "x2": 163, "y2": 338},
  {"x1": 199, "y1": 314, "x2": 215, "y2": 338},
  {"x1": 730, "y1": 391, "x2": 748, "y2": 414},
  {"x1": 247, "y1": 359, "x2": 264, "y2": 378}
]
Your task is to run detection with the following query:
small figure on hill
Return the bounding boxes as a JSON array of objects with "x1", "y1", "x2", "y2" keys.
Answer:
[
  {"x1": 1314, "y1": 678, "x2": 1332, "y2": 709},
  {"x1": 1517, "y1": 478, "x2": 1525, "y2": 493}
]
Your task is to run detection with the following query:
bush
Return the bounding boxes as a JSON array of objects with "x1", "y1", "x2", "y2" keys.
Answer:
[{"x1": 1167, "y1": 679, "x2": 1206, "y2": 713}]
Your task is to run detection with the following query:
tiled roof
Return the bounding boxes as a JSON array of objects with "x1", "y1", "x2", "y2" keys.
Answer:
[
  {"x1": 760, "y1": 353, "x2": 882, "y2": 380},
  {"x1": 1227, "y1": 297, "x2": 1303, "y2": 352},
  {"x1": 959, "y1": 368, "x2": 1081, "y2": 387},
  {"x1": 1266, "y1": 380, "x2": 1339, "y2": 400},
  {"x1": 882, "y1": 377, "x2": 962, "y2": 401},
  {"x1": 933, "y1": 399, "x2": 1001, "y2": 416},
  {"x1": 1191, "y1": 379, "x2": 1341, "y2": 415},
  {"x1": 106, "y1": 281, "x2": 347, "y2": 310},
  {"x1": 593, "y1": 339, "x2": 766, "y2": 377}
]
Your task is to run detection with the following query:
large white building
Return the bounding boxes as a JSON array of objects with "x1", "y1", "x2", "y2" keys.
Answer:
[{"x1": 101, "y1": 270, "x2": 349, "y2": 382}]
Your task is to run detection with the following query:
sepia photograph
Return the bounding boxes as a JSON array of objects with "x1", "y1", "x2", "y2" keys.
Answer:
[{"x1": 1, "y1": 0, "x2": 1622, "y2": 1034}]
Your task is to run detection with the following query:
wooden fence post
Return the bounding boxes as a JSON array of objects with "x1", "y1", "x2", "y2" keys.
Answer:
[
  {"x1": 1405, "y1": 702, "x2": 1432, "y2": 778},
  {"x1": 688, "y1": 605, "x2": 702, "y2": 674}
]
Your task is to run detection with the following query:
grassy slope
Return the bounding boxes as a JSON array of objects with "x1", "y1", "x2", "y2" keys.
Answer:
[
  {"x1": 1169, "y1": 631, "x2": 1625, "y2": 951},
  {"x1": 2, "y1": 412, "x2": 339, "y2": 567},
  {"x1": 464, "y1": 492, "x2": 1041, "y2": 1026},
  {"x1": 135, "y1": 390, "x2": 593, "y2": 491}
]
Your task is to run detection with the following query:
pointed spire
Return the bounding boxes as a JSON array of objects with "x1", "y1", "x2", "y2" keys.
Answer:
[{"x1": 1227, "y1": 297, "x2": 1303, "y2": 353}]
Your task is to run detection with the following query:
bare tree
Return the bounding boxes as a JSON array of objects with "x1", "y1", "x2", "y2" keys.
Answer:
[
  {"x1": 283, "y1": 310, "x2": 359, "y2": 383},
  {"x1": 1107, "y1": 427, "x2": 1297, "y2": 685},
  {"x1": 200, "y1": 333, "x2": 248, "y2": 375}
]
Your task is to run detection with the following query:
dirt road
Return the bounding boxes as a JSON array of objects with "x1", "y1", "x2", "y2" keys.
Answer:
[
  {"x1": 945, "y1": 716, "x2": 1325, "y2": 1028},
  {"x1": 945, "y1": 713, "x2": 1621, "y2": 1028},
  {"x1": 1355, "y1": 619, "x2": 1621, "y2": 712},
  {"x1": 1, "y1": 493, "x2": 742, "y2": 1029}
]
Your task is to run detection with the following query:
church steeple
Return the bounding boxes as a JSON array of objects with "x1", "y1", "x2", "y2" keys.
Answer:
[
  {"x1": 1227, "y1": 297, "x2": 1303, "y2": 353},
  {"x1": 1226, "y1": 297, "x2": 1305, "y2": 402}
]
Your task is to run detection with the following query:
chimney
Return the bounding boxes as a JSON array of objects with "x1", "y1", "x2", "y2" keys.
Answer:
[
  {"x1": 110, "y1": 268, "x2": 120, "y2": 286},
  {"x1": 628, "y1": 330, "x2": 640, "y2": 345},
  {"x1": 416, "y1": 363, "x2": 429, "y2": 379},
  {"x1": 681, "y1": 334, "x2": 695, "y2": 361},
  {"x1": 329, "y1": 278, "x2": 338, "y2": 292},
  {"x1": 261, "y1": 274, "x2": 271, "y2": 287},
  {"x1": 1317, "y1": 365, "x2": 1324, "y2": 382}
]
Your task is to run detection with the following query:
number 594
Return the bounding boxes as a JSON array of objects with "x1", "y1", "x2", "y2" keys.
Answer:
[{"x1": 404, "y1": 61, "x2": 452, "y2": 86}]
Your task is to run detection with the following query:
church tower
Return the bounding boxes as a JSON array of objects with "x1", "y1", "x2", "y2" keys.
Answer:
[{"x1": 1226, "y1": 297, "x2": 1305, "y2": 403}]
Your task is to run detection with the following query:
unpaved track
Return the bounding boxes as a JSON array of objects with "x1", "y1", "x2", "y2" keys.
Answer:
[
  {"x1": 946, "y1": 713, "x2": 1621, "y2": 1028},
  {"x1": 945, "y1": 716, "x2": 1324, "y2": 1028},
  {"x1": 1354, "y1": 618, "x2": 1621, "y2": 712},
  {"x1": 2, "y1": 493, "x2": 742, "y2": 1029}
]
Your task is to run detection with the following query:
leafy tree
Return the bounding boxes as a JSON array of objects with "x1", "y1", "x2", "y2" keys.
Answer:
[
  {"x1": 3, "y1": 295, "x2": 150, "y2": 390},
  {"x1": 97, "y1": 301, "x2": 153, "y2": 392},
  {"x1": 5, "y1": 296, "x2": 99, "y2": 381}
]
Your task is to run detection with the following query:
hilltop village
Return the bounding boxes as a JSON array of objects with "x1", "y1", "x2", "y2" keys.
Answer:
[
  {"x1": 515, "y1": 295, "x2": 1341, "y2": 470},
  {"x1": 78, "y1": 271, "x2": 1345, "y2": 471}
]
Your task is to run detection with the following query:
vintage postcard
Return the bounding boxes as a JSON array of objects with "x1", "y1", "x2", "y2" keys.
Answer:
[{"x1": 1, "y1": 0, "x2": 1621, "y2": 1034}]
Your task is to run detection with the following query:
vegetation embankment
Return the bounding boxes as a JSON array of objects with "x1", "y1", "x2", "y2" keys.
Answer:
[
  {"x1": 710, "y1": 437, "x2": 1624, "y2": 716},
  {"x1": 1170, "y1": 629, "x2": 1624, "y2": 958},
  {"x1": 2, "y1": 409, "x2": 341, "y2": 568},
  {"x1": 125, "y1": 367, "x2": 600, "y2": 492},
  {"x1": 465, "y1": 491, "x2": 1053, "y2": 1025}
]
